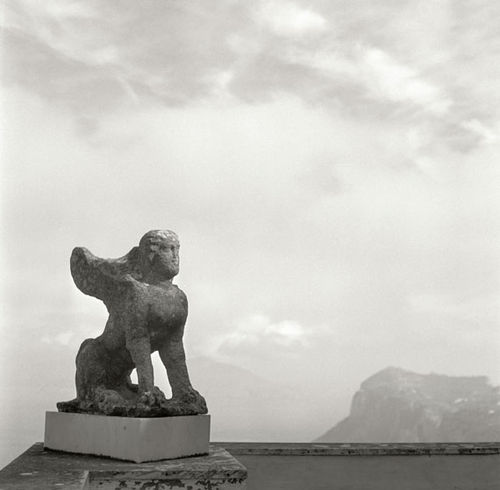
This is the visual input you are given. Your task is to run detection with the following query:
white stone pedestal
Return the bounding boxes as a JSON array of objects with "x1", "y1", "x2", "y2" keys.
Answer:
[{"x1": 44, "y1": 411, "x2": 210, "y2": 463}]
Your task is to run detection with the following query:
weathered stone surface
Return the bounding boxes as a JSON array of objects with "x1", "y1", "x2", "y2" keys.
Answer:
[
  {"x1": 58, "y1": 230, "x2": 207, "y2": 417},
  {"x1": 0, "y1": 443, "x2": 247, "y2": 490},
  {"x1": 218, "y1": 441, "x2": 500, "y2": 456}
]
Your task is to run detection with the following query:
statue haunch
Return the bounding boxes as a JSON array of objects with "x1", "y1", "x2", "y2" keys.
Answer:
[{"x1": 57, "y1": 230, "x2": 208, "y2": 417}]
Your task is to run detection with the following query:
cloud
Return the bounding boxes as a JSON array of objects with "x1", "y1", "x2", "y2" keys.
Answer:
[
  {"x1": 287, "y1": 45, "x2": 450, "y2": 116},
  {"x1": 360, "y1": 48, "x2": 450, "y2": 115},
  {"x1": 216, "y1": 314, "x2": 311, "y2": 350},
  {"x1": 256, "y1": 1, "x2": 327, "y2": 37},
  {"x1": 2, "y1": 0, "x2": 245, "y2": 110},
  {"x1": 22, "y1": 0, "x2": 95, "y2": 20},
  {"x1": 209, "y1": 313, "x2": 331, "y2": 385},
  {"x1": 461, "y1": 119, "x2": 500, "y2": 145},
  {"x1": 4, "y1": 0, "x2": 499, "y2": 159}
]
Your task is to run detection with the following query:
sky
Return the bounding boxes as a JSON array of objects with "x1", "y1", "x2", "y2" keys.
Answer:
[{"x1": 1, "y1": 0, "x2": 500, "y2": 463}]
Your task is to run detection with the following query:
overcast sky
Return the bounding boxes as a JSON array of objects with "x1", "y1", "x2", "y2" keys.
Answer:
[{"x1": 1, "y1": 0, "x2": 500, "y2": 454}]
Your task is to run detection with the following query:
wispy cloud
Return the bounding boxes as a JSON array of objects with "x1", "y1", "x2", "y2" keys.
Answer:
[
  {"x1": 216, "y1": 314, "x2": 312, "y2": 350},
  {"x1": 256, "y1": 1, "x2": 327, "y2": 37},
  {"x1": 288, "y1": 44, "x2": 450, "y2": 115},
  {"x1": 3, "y1": 0, "x2": 498, "y2": 159},
  {"x1": 360, "y1": 47, "x2": 450, "y2": 115},
  {"x1": 461, "y1": 119, "x2": 500, "y2": 145}
]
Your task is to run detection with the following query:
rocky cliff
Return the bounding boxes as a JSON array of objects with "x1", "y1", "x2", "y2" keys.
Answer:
[{"x1": 316, "y1": 367, "x2": 500, "y2": 442}]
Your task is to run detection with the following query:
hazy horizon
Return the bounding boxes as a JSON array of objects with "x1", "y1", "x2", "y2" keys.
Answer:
[{"x1": 1, "y1": 0, "x2": 499, "y2": 468}]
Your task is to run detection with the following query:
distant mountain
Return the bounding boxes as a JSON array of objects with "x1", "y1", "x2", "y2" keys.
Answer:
[{"x1": 316, "y1": 367, "x2": 500, "y2": 443}]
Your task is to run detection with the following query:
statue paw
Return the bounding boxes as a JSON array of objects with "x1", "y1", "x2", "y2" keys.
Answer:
[
  {"x1": 93, "y1": 388, "x2": 129, "y2": 416},
  {"x1": 57, "y1": 398, "x2": 80, "y2": 412},
  {"x1": 138, "y1": 387, "x2": 167, "y2": 407},
  {"x1": 178, "y1": 388, "x2": 208, "y2": 414}
]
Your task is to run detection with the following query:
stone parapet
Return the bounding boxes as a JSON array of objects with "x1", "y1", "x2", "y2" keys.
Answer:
[
  {"x1": 0, "y1": 443, "x2": 247, "y2": 490},
  {"x1": 216, "y1": 441, "x2": 500, "y2": 456}
]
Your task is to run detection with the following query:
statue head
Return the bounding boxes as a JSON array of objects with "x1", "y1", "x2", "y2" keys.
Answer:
[{"x1": 138, "y1": 230, "x2": 180, "y2": 282}]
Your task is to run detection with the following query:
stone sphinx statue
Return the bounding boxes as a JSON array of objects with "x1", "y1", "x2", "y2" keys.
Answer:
[{"x1": 58, "y1": 230, "x2": 207, "y2": 417}]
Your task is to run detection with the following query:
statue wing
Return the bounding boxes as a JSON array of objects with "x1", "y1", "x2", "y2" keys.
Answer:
[{"x1": 70, "y1": 246, "x2": 140, "y2": 302}]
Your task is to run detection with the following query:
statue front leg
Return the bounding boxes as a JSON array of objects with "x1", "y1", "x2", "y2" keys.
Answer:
[
  {"x1": 159, "y1": 330, "x2": 207, "y2": 414},
  {"x1": 126, "y1": 330, "x2": 154, "y2": 395},
  {"x1": 159, "y1": 336, "x2": 192, "y2": 399}
]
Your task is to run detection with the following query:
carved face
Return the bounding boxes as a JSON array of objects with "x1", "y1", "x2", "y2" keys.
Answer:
[{"x1": 139, "y1": 230, "x2": 180, "y2": 280}]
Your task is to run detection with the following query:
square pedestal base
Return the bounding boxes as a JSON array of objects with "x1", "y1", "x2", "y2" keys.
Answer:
[{"x1": 44, "y1": 411, "x2": 210, "y2": 463}]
